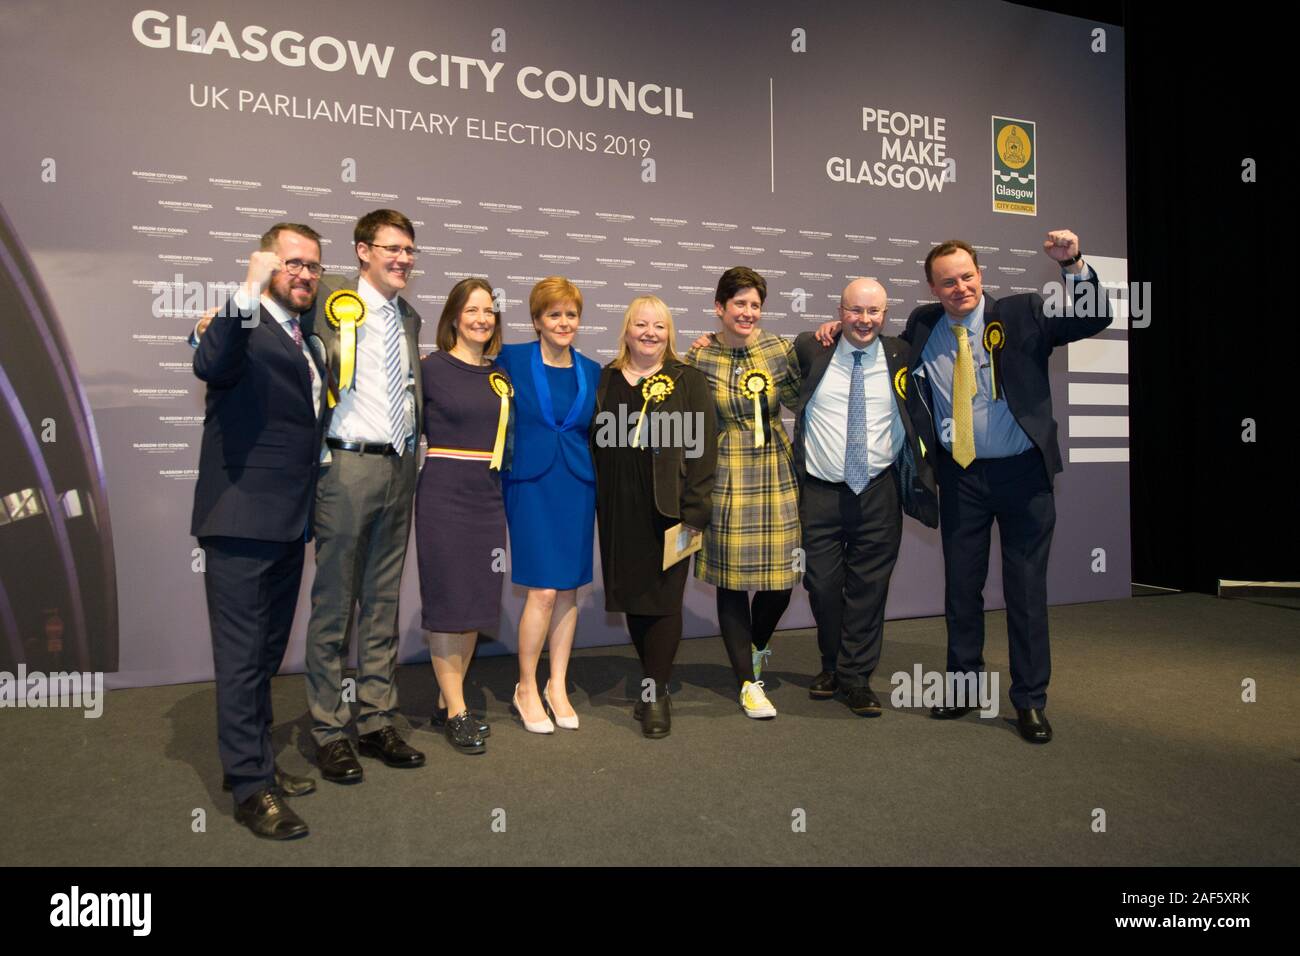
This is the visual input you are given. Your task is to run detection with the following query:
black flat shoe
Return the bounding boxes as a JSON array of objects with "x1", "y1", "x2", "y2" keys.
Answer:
[
  {"x1": 1016, "y1": 707, "x2": 1053, "y2": 743},
  {"x1": 444, "y1": 710, "x2": 486, "y2": 754},
  {"x1": 844, "y1": 684, "x2": 882, "y2": 717},
  {"x1": 432, "y1": 705, "x2": 490, "y2": 738},
  {"x1": 641, "y1": 694, "x2": 671, "y2": 739},
  {"x1": 234, "y1": 788, "x2": 309, "y2": 840},
  {"x1": 316, "y1": 739, "x2": 364, "y2": 784},
  {"x1": 358, "y1": 726, "x2": 426, "y2": 768},
  {"x1": 223, "y1": 764, "x2": 317, "y2": 797},
  {"x1": 930, "y1": 704, "x2": 974, "y2": 719},
  {"x1": 809, "y1": 670, "x2": 838, "y2": 700}
]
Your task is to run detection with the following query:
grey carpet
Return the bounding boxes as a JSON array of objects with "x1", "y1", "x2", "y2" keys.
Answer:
[{"x1": 1, "y1": 593, "x2": 1294, "y2": 866}]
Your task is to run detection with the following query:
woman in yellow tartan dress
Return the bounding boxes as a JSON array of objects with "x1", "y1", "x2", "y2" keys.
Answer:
[{"x1": 686, "y1": 267, "x2": 801, "y2": 719}]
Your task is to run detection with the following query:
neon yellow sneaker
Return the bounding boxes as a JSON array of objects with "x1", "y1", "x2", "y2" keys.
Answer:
[
  {"x1": 751, "y1": 643, "x2": 772, "y2": 681},
  {"x1": 740, "y1": 680, "x2": 777, "y2": 719}
]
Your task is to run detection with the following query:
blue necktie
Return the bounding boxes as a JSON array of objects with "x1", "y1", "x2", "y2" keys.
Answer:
[
  {"x1": 844, "y1": 349, "x2": 869, "y2": 493},
  {"x1": 382, "y1": 303, "x2": 408, "y2": 454}
]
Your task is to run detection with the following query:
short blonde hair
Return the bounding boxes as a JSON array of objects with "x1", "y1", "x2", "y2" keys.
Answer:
[
  {"x1": 529, "y1": 276, "x2": 583, "y2": 334},
  {"x1": 612, "y1": 296, "x2": 680, "y2": 369}
]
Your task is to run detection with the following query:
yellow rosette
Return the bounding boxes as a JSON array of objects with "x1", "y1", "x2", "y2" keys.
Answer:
[
  {"x1": 739, "y1": 369, "x2": 773, "y2": 448},
  {"x1": 631, "y1": 372, "x2": 675, "y2": 448},
  {"x1": 893, "y1": 366, "x2": 908, "y2": 401},
  {"x1": 488, "y1": 371, "x2": 513, "y2": 470},
  {"x1": 324, "y1": 289, "x2": 367, "y2": 394},
  {"x1": 982, "y1": 320, "x2": 1005, "y2": 401}
]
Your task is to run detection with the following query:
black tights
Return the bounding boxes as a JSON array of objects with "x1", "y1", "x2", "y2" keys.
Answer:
[
  {"x1": 626, "y1": 611, "x2": 682, "y2": 695},
  {"x1": 716, "y1": 588, "x2": 792, "y2": 687}
]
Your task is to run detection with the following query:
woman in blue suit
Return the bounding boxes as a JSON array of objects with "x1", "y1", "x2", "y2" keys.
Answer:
[{"x1": 495, "y1": 276, "x2": 601, "y2": 733}]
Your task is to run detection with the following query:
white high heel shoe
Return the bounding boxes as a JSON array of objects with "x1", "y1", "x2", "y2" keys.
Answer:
[
  {"x1": 544, "y1": 683, "x2": 580, "y2": 731},
  {"x1": 512, "y1": 683, "x2": 554, "y2": 734}
]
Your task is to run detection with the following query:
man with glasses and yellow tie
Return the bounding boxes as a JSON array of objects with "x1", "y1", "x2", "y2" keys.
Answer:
[
  {"x1": 303, "y1": 208, "x2": 428, "y2": 782},
  {"x1": 906, "y1": 230, "x2": 1108, "y2": 742}
]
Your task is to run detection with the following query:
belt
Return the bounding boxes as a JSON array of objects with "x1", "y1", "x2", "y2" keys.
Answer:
[
  {"x1": 805, "y1": 464, "x2": 895, "y2": 491},
  {"x1": 327, "y1": 437, "x2": 399, "y2": 457}
]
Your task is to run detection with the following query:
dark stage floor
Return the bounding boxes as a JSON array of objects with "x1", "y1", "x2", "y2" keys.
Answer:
[{"x1": 1, "y1": 593, "x2": 1295, "y2": 866}]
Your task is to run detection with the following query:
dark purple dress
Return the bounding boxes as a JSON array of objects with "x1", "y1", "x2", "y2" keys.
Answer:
[{"x1": 415, "y1": 350, "x2": 509, "y2": 632}]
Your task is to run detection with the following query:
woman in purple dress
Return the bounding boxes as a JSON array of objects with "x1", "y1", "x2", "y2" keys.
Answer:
[{"x1": 415, "y1": 277, "x2": 512, "y2": 755}]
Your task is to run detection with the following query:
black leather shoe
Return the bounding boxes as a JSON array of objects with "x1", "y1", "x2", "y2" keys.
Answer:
[
  {"x1": 234, "y1": 788, "x2": 309, "y2": 840},
  {"x1": 316, "y1": 739, "x2": 364, "y2": 783},
  {"x1": 432, "y1": 705, "x2": 490, "y2": 738},
  {"x1": 358, "y1": 726, "x2": 426, "y2": 768},
  {"x1": 444, "y1": 711, "x2": 486, "y2": 754},
  {"x1": 809, "y1": 670, "x2": 838, "y2": 700},
  {"x1": 1016, "y1": 707, "x2": 1053, "y2": 743},
  {"x1": 641, "y1": 694, "x2": 671, "y2": 739},
  {"x1": 930, "y1": 704, "x2": 974, "y2": 719},
  {"x1": 223, "y1": 764, "x2": 317, "y2": 797},
  {"x1": 844, "y1": 684, "x2": 883, "y2": 717}
]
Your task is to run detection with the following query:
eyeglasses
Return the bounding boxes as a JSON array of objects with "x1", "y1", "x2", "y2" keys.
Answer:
[
  {"x1": 839, "y1": 305, "x2": 887, "y2": 319},
  {"x1": 283, "y1": 259, "x2": 324, "y2": 277},
  {"x1": 364, "y1": 242, "x2": 419, "y2": 259}
]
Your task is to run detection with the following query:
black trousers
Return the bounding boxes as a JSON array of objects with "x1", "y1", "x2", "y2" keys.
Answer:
[
  {"x1": 799, "y1": 467, "x2": 902, "y2": 687},
  {"x1": 200, "y1": 535, "x2": 305, "y2": 804},
  {"x1": 936, "y1": 447, "x2": 1056, "y2": 710}
]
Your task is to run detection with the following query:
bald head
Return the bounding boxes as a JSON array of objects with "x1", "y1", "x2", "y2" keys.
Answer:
[{"x1": 838, "y1": 278, "x2": 888, "y2": 348}]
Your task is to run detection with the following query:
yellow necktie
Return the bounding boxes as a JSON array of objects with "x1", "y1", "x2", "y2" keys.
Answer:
[{"x1": 951, "y1": 325, "x2": 977, "y2": 468}]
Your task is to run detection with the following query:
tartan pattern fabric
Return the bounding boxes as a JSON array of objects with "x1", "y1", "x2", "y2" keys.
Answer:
[{"x1": 686, "y1": 329, "x2": 802, "y2": 590}]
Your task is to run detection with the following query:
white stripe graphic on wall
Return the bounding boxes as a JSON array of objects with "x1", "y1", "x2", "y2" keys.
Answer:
[
  {"x1": 1068, "y1": 338, "x2": 1127, "y2": 374},
  {"x1": 1069, "y1": 447, "x2": 1129, "y2": 463},
  {"x1": 1068, "y1": 415, "x2": 1128, "y2": 438},
  {"x1": 1069, "y1": 382, "x2": 1128, "y2": 405},
  {"x1": 1084, "y1": 254, "x2": 1129, "y2": 331},
  {"x1": 1064, "y1": 255, "x2": 1128, "y2": 466}
]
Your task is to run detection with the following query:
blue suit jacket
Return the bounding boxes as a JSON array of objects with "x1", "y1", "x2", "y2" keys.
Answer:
[
  {"x1": 495, "y1": 341, "x2": 600, "y2": 483},
  {"x1": 191, "y1": 296, "x2": 331, "y2": 541},
  {"x1": 901, "y1": 269, "x2": 1110, "y2": 482}
]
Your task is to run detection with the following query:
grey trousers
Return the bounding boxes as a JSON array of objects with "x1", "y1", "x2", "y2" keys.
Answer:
[{"x1": 305, "y1": 447, "x2": 417, "y2": 746}]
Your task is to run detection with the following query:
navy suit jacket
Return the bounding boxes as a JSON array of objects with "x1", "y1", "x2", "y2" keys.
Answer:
[
  {"x1": 190, "y1": 295, "x2": 331, "y2": 541},
  {"x1": 495, "y1": 341, "x2": 601, "y2": 483},
  {"x1": 902, "y1": 270, "x2": 1110, "y2": 482},
  {"x1": 792, "y1": 331, "x2": 939, "y2": 527}
]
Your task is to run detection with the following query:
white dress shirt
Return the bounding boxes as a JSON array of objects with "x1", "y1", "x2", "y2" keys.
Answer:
[
  {"x1": 327, "y1": 276, "x2": 415, "y2": 449},
  {"x1": 232, "y1": 286, "x2": 321, "y2": 418},
  {"x1": 803, "y1": 335, "x2": 904, "y2": 484}
]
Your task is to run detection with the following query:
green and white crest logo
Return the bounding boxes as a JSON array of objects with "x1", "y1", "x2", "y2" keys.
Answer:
[{"x1": 991, "y1": 116, "x2": 1036, "y2": 215}]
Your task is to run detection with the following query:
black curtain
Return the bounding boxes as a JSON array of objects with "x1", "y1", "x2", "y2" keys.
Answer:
[{"x1": 1122, "y1": 4, "x2": 1290, "y2": 592}]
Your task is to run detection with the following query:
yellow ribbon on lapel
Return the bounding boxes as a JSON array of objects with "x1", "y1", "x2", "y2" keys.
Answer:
[
  {"x1": 323, "y1": 289, "x2": 367, "y2": 393},
  {"x1": 982, "y1": 320, "x2": 1005, "y2": 401},
  {"x1": 488, "y1": 371, "x2": 513, "y2": 470},
  {"x1": 631, "y1": 373, "x2": 674, "y2": 448},
  {"x1": 739, "y1": 369, "x2": 773, "y2": 448}
]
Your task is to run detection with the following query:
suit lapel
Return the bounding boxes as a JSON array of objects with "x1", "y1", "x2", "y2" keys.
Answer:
[{"x1": 263, "y1": 308, "x2": 314, "y2": 411}]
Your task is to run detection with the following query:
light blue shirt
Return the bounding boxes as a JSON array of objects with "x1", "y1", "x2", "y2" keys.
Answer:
[
  {"x1": 804, "y1": 335, "x2": 903, "y2": 483},
  {"x1": 919, "y1": 266, "x2": 1094, "y2": 459},
  {"x1": 919, "y1": 295, "x2": 1032, "y2": 459}
]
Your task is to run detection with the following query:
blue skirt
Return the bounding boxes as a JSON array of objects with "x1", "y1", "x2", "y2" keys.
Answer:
[{"x1": 503, "y1": 458, "x2": 596, "y2": 589}]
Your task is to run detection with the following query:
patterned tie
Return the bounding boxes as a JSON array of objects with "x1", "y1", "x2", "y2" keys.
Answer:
[
  {"x1": 951, "y1": 325, "x2": 977, "y2": 468},
  {"x1": 381, "y1": 302, "x2": 407, "y2": 454},
  {"x1": 844, "y1": 349, "x2": 870, "y2": 494},
  {"x1": 287, "y1": 316, "x2": 314, "y2": 383}
]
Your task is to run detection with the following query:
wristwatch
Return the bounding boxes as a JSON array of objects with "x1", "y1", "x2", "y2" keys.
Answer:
[{"x1": 1058, "y1": 249, "x2": 1082, "y2": 268}]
